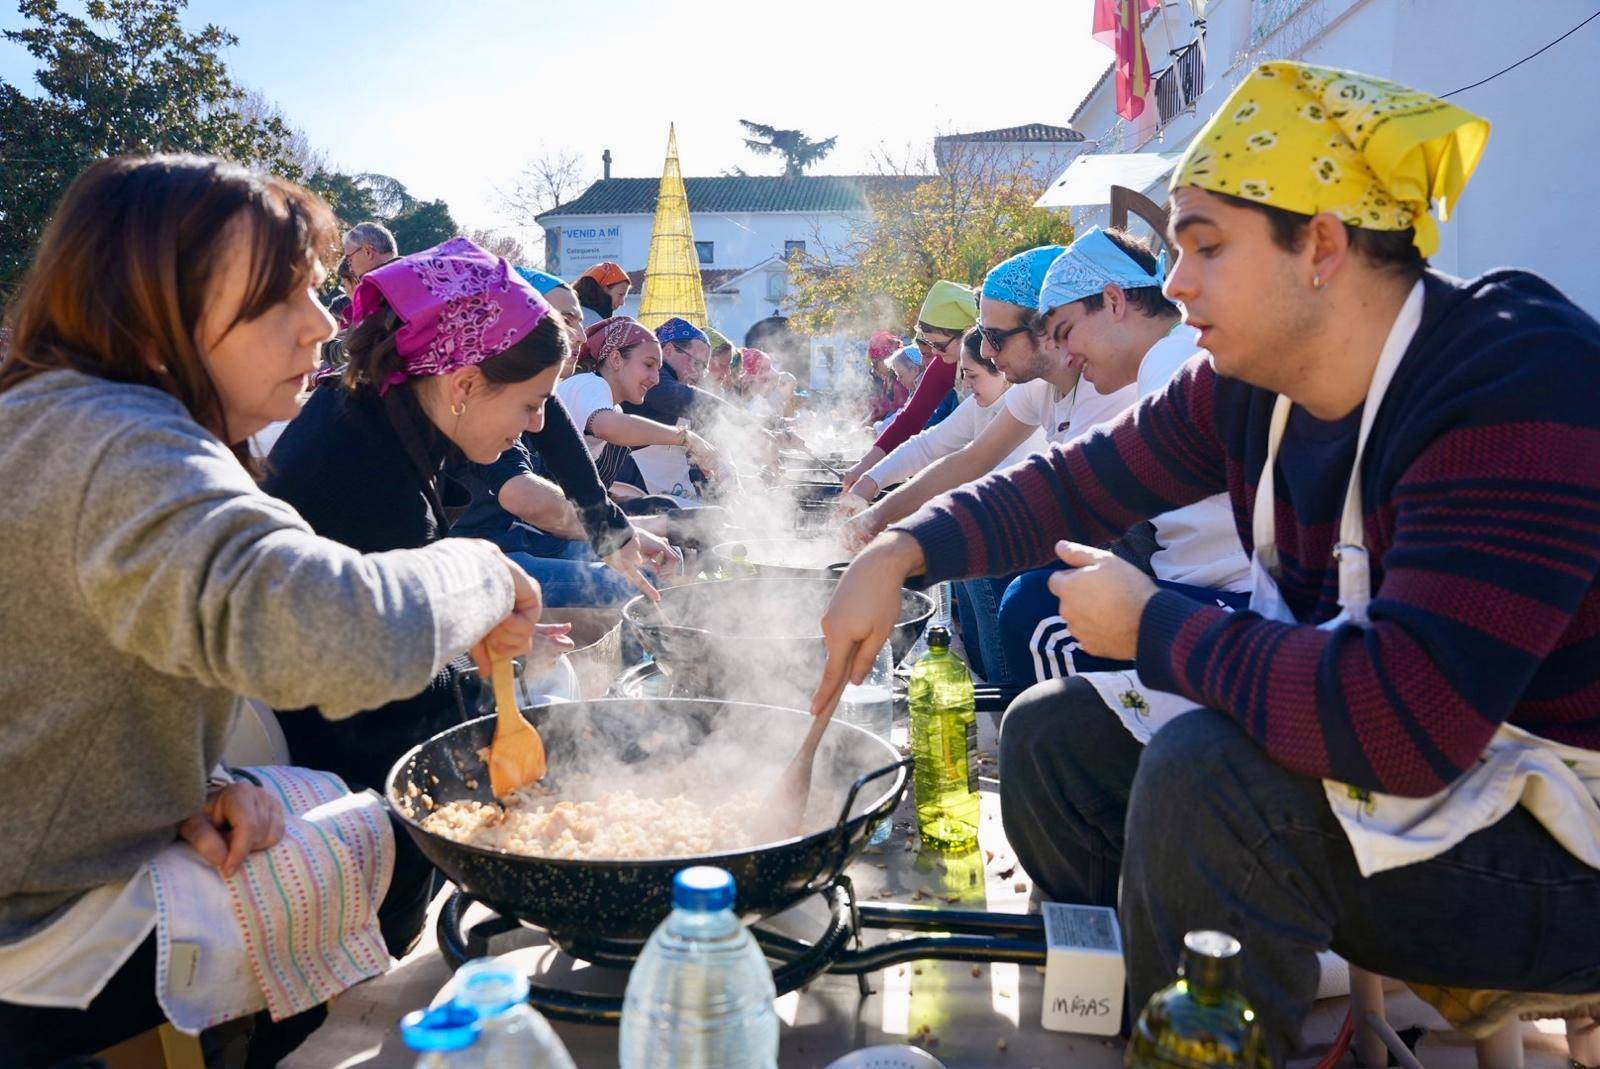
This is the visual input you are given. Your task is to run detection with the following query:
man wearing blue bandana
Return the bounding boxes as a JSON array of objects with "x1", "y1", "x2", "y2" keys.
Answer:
[
  {"x1": 998, "y1": 229, "x2": 1252, "y2": 685},
  {"x1": 840, "y1": 241, "x2": 1141, "y2": 685}
]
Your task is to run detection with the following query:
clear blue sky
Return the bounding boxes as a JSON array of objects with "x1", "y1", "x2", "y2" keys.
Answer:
[{"x1": 1, "y1": 0, "x2": 1113, "y2": 243}]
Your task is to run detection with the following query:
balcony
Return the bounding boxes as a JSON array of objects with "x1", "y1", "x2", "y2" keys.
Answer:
[{"x1": 1155, "y1": 38, "x2": 1205, "y2": 127}]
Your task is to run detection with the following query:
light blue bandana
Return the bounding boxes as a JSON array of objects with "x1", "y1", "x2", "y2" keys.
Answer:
[
  {"x1": 514, "y1": 266, "x2": 567, "y2": 294},
  {"x1": 981, "y1": 245, "x2": 1065, "y2": 308},
  {"x1": 1037, "y1": 228, "x2": 1167, "y2": 315}
]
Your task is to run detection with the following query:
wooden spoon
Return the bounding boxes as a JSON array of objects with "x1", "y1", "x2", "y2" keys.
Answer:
[
  {"x1": 754, "y1": 704, "x2": 836, "y2": 842},
  {"x1": 486, "y1": 658, "x2": 547, "y2": 798}
]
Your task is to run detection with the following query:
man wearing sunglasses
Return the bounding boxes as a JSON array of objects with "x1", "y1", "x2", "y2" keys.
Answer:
[{"x1": 839, "y1": 243, "x2": 1139, "y2": 556}]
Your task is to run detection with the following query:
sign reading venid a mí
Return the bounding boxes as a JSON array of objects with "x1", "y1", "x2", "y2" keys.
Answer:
[{"x1": 561, "y1": 224, "x2": 624, "y2": 267}]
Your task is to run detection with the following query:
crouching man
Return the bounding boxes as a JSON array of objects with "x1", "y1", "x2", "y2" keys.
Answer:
[{"x1": 812, "y1": 63, "x2": 1600, "y2": 1062}]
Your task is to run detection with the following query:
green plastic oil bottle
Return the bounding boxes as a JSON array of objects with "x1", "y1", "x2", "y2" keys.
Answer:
[
  {"x1": 1126, "y1": 930, "x2": 1265, "y2": 1069},
  {"x1": 908, "y1": 626, "x2": 979, "y2": 851},
  {"x1": 714, "y1": 544, "x2": 755, "y2": 580}
]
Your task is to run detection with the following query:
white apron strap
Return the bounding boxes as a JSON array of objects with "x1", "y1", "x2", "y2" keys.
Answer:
[{"x1": 1250, "y1": 395, "x2": 1295, "y2": 578}]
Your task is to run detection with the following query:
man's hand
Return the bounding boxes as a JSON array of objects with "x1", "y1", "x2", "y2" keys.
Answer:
[
  {"x1": 1047, "y1": 541, "x2": 1158, "y2": 661},
  {"x1": 811, "y1": 532, "x2": 925, "y2": 717},
  {"x1": 604, "y1": 536, "x2": 661, "y2": 601},
  {"x1": 472, "y1": 553, "x2": 542, "y2": 674},
  {"x1": 839, "y1": 457, "x2": 873, "y2": 494},
  {"x1": 180, "y1": 782, "x2": 285, "y2": 878},
  {"x1": 524, "y1": 622, "x2": 577, "y2": 677},
  {"x1": 838, "y1": 503, "x2": 887, "y2": 553},
  {"x1": 833, "y1": 491, "x2": 871, "y2": 521},
  {"x1": 632, "y1": 526, "x2": 683, "y2": 583}
]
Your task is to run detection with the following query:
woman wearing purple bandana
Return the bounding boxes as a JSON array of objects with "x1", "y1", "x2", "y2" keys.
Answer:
[{"x1": 263, "y1": 237, "x2": 590, "y2": 953}]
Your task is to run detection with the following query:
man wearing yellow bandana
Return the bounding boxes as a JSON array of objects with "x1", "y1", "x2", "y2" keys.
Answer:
[{"x1": 814, "y1": 61, "x2": 1600, "y2": 1063}]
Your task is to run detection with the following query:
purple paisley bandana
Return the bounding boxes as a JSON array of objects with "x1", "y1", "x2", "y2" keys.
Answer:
[{"x1": 350, "y1": 236, "x2": 552, "y2": 393}]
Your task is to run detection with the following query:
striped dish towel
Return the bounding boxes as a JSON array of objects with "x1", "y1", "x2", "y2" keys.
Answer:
[{"x1": 150, "y1": 766, "x2": 395, "y2": 1031}]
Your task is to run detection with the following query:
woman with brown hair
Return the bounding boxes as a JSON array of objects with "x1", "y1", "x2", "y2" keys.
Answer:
[
  {"x1": 262, "y1": 236, "x2": 582, "y2": 881},
  {"x1": 573, "y1": 260, "x2": 631, "y2": 326},
  {"x1": 0, "y1": 155, "x2": 542, "y2": 1065}
]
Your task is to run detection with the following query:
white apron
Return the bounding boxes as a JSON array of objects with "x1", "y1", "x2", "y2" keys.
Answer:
[{"x1": 1248, "y1": 282, "x2": 1600, "y2": 877}]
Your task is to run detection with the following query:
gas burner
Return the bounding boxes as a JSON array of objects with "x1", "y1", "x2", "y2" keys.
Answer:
[{"x1": 436, "y1": 877, "x2": 1048, "y2": 1025}]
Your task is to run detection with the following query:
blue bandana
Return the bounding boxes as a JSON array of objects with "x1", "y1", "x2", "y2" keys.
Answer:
[
  {"x1": 655, "y1": 317, "x2": 709, "y2": 346},
  {"x1": 1037, "y1": 228, "x2": 1167, "y2": 315},
  {"x1": 514, "y1": 266, "x2": 566, "y2": 294},
  {"x1": 897, "y1": 344, "x2": 923, "y2": 367},
  {"x1": 981, "y1": 245, "x2": 1065, "y2": 308}
]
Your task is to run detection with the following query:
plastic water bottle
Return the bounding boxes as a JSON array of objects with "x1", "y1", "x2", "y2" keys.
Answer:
[
  {"x1": 1126, "y1": 930, "x2": 1264, "y2": 1069},
  {"x1": 401, "y1": 1002, "x2": 482, "y2": 1068},
  {"x1": 908, "y1": 625, "x2": 979, "y2": 851},
  {"x1": 619, "y1": 867, "x2": 779, "y2": 1069},
  {"x1": 453, "y1": 957, "x2": 577, "y2": 1069},
  {"x1": 836, "y1": 641, "x2": 896, "y2": 844}
]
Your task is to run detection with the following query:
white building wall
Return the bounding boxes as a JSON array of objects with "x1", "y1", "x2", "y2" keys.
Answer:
[
  {"x1": 541, "y1": 209, "x2": 863, "y2": 280},
  {"x1": 1065, "y1": 0, "x2": 1600, "y2": 314}
]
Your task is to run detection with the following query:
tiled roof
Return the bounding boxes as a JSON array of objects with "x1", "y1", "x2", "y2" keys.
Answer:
[
  {"x1": 1070, "y1": 60, "x2": 1118, "y2": 124},
  {"x1": 936, "y1": 123, "x2": 1085, "y2": 144},
  {"x1": 539, "y1": 174, "x2": 926, "y2": 219}
]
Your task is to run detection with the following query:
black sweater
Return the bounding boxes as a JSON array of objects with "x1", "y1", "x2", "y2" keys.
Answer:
[{"x1": 263, "y1": 384, "x2": 479, "y2": 790}]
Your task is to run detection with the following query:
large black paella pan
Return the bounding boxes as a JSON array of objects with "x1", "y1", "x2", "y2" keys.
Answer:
[{"x1": 386, "y1": 698, "x2": 910, "y2": 947}]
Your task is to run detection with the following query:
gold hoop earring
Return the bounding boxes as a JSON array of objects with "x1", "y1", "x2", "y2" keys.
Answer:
[
  {"x1": 1312, "y1": 274, "x2": 1325, "y2": 290},
  {"x1": 450, "y1": 401, "x2": 466, "y2": 416}
]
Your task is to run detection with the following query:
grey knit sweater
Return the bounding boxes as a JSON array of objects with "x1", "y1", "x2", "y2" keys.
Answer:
[{"x1": 0, "y1": 370, "x2": 514, "y2": 936}]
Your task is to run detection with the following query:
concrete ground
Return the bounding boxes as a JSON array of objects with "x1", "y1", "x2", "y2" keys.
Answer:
[{"x1": 284, "y1": 703, "x2": 1584, "y2": 1069}]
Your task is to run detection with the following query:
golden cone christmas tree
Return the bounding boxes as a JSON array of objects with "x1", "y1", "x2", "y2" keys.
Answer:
[{"x1": 637, "y1": 124, "x2": 709, "y2": 330}]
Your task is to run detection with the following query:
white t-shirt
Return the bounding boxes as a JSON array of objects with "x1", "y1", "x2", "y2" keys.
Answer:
[
  {"x1": 865, "y1": 392, "x2": 1046, "y2": 489},
  {"x1": 1002, "y1": 372, "x2": 1138, "y2": 445},
  {"x1": 1138, "y1": 325, "x2": 1251, "y2": 592},
  {"x1": 554, "y1": 372, "x2": 619, "y2": 459}
]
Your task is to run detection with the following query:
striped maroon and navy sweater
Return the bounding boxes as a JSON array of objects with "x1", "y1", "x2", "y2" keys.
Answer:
[{"x1": 900, "y1": 270, "x2": 1600, "y2": 797}]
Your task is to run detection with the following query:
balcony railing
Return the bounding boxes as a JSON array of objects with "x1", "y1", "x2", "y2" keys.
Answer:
[{"x1": 1155, "y1": 38, "x2": 1205, "y2": 126}]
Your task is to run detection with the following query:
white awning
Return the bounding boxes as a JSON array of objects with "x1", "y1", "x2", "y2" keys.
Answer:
[{"x1": 1035, "y1": 152, "x2": 1185, "y2": 209}]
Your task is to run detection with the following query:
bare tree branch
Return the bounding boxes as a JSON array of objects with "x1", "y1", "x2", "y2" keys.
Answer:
[{"x1": 498, "y1": 149, "x2": 591, "y2": 229}]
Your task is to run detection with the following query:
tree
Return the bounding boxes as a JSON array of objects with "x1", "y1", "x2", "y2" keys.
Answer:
[
  {"x1": 739, "y1": 120, "x2": 837, "y2": 178},
  {"x1": 497, "y1": 149, "x2": 591, "y2": 264},
  {"x1": 499, "y1": 149, "x2": 590, "y2": 226},
  {"x1": 387, "y1": 199, "x2": 458, "y2": 254},
  {"x1": 470, "y1": 228, "x2": 526, "y2": 265},
  {"x1": 0, "y1": 0, "x2": 301, "y2": 289},
  {"x1": 236, "y1": 88, "x2": 323, "y2": 177},
  {"x1": 306, "y1": 170, "x2": 380, "y2": 226},
  {"x1": 787, "y1": 140, "x2": 1074, "y2": 335},
  {"x1": 354, "y1": 172, "x2": 416, "y2": 218}
]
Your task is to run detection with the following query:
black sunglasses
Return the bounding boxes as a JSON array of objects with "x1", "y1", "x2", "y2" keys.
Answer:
[{"x1": 976, "y1": 323, "x2": 1031, "y2": 351}]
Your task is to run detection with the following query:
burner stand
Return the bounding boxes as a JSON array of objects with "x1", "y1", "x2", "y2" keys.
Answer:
[{"x1": 437, "y1": 877, "x2": 1047, "y2": 1026}]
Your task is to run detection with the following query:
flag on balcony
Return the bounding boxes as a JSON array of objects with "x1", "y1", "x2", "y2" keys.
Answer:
[{"x1": 1093, "y1": 0, "x2": 1162, "y2": 121}]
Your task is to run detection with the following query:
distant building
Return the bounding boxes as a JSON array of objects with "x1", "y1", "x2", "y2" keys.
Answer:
[
  {"x1": 1038, "y1": 0, "x2": 1600, "y2": 315},
  {"x1": 537, "y1": 174, "x2": 921, "y2": 372},
  {"x1": 933, "y1": 123, "x2": 1086, "y2": 186}
]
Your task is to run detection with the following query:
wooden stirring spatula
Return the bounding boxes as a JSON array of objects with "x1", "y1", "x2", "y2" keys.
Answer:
[
  {"x1": 754, "y1": 703, "x2": 836, "y2": 842},
  {"x1": 487, "y1": 658, "x2": 547, "y2": 798}
]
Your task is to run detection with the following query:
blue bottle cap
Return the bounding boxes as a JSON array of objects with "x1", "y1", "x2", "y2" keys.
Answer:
[
  {"x1": 401, "y1": 1003, "x2": 481, "y2": 1052},
  {"x1": 673, "y1": 865, "x2": 735, "y2": 912}
]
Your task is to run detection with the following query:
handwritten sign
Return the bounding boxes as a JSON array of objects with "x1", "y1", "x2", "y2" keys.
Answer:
[{"x1": 1040, "y1": 902, "x2": 1125, "y2": 1036}]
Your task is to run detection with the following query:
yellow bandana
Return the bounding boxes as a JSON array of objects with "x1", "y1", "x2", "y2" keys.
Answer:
[{"x1": 1171, "y1": 62, "x2": 1490, "y2": 256}]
